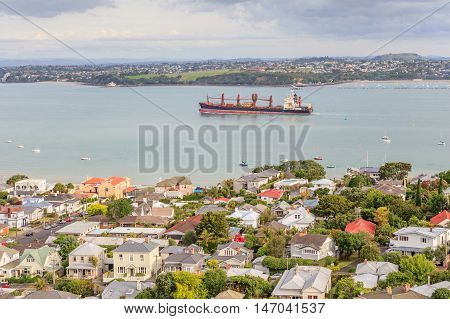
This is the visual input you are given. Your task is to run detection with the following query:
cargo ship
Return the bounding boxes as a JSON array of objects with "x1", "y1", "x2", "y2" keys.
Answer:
[{"x1": 199, "y1": 90, "x2": 313, "y2": 115}]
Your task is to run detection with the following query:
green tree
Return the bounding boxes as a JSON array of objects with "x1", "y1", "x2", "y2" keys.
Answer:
[
  {"x1": 312, "y1": 195, "x2": 354, "y2": 219},
  {"x1": 438, "y1": 176, "x2": 444, "y2": 195},
  {"x1": 53, "y1": 183, "x2": 67, "y2": 193},
  {"x1": 173, "y1": 271, "x2": 207, "y2": 299},
  {"x1": 55, "y1": 279, "x2": 95, "y2": 298},
  {"x1": 227, "y1": 275, "x2": 273, "y2": 298},
  {"x1": 196, "y1": 212, "x2": 229, "y2": 252},
  {"x1": 332, "y1": 277, "x2": 364, "y2": 299},
  {"x1": 360, "y1": 242, "x2": 381, "y2": 261},
  {"x1": 379, "y1": 162, "x2": 412, "y2": 180},
  {"x1": 399, "y1": 254, "x2": 436, "y2": 284},
  {"x1": 427, "y1": 192, "x2": 448, "y2": 216},
  {"x1": 182, "y1": 230, "x2": 198, "y2": 246},
  {"x1": 348, "y1": 175, "x2": 373, "y2": 188},
  {"x1": 87, "y1": 203, "x2": 107, "y2": 216},
  {"x1": 415, "y1": 179, "x2": 422, "y2": 206},
  {"x1": 0, "y1": 191, "x2": 8, "y2": 200},
  {"x1": 335, "y1": 232, "x2": 364, "y2": 259},
  {"x1": 106, "y1": 198, "x2": 133, "y2": 220},
  {"x1": 266, "y1": 231, "x2": 286, "y2": 258},
  {"x1": 6, "y1": 174, "x2": 28, "y2": 186},
  {"x1": 378, "y1": 271, "x2": 414, "y2": 288},
  {"x1": 431, "y1": 288, "x2": 450, "y2": 299},
  {"x1": 54, "y1": 235, "x2": 80, "y2": 267},
  {"x1": 382, "y1": 251, "x2": 403, "y2": 265},
  {"x1": 290, "y1": 160, "x2": 326, "y2": 181},
  {"x1": 203, "y1": 268, "x2": 227, "y2": 298}
]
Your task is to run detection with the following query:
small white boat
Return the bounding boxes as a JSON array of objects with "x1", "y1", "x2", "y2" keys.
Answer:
[
  {"x1": 17, "y1": 145, "x2": 24, "y2": 149},
  {"x1": 80, "y1": 157, "x2": 91, "y2": 161},
  {"x1": 381, "y1": 135, "x2": 391, "y2": 143},
  {"x1": 6, "y1": 140, "x2": 13, "y2": 143},
  {"x1": 437, "y1": 141, "x2": 446, "y2": 146},
  {"x1": 327, "y1": 165, "x2": 336, "y2": 169},
  {"x1": 32, "y1": 149, "x2": 41, "y2": 153}
]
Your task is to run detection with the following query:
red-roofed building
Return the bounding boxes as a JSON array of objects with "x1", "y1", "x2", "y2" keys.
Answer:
[
  {"x1": 257, "y1": 189, "x2": 284, "y2": 203},
  {"x1": 214, "y1": 197, "x2": 230, "y2": 204},
  {"x1": 345, "y1": 218, "x2": 376, "y2": 237},
  {"x1": 81, "y1": 176, "x2": 130, "y2": 199},
  {"x1": 430, "y1": 210, "x2": 450, "y2": 227},
  {"x1": 233, "y1": 233, "x2": 246, "y2": 243},
  {"x1": 165, "y1": 215, "x2": 203, "y2": 241}
]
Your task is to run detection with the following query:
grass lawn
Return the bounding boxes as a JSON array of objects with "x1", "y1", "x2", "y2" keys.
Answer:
[{"x1": 125, "y1": 69, "x2": 240, "y2": 82}]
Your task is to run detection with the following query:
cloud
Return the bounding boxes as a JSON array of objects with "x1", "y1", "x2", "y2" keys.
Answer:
[
  {"x1": 169, "y1": 0, "x2": 450, "y2": 38},
  {"x1": 0, "y1": 0, "x2": 115, "y2": 18}
]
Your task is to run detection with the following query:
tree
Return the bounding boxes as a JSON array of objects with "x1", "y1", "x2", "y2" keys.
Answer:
[
  {"x1": 266, "y1": 231, "x2": 286, "y2": 258},
  {"x1": 136, "y1": 272, "x2": 176, "y2": 299},
  {"x1": 54, "y1": 235, "x2": 80, "y2": 267},
  {"x1": 332, "y1": 277, "x2": 364, "y2": 299},
  {"x1": 427, "y1": 192, "x2": 448, "y2": 216},
  {"x1": 314, "y1": 188, "x2": 330, "y2": 198},
  {"x1": 55, "y1": 279, "x2": 95, "y2": 298},
  {"x1": 378, "y1": 271, "x2": 413, "y2": 288},
  {"x1": 360, "y1": 242, "x2": 381, "y2": 261},
  {"x1": 206, "y1": 259, "x2": 219, "y2": 270},
  {"x1": 423, "y1": 246, "x2": 447, "y2": 264},
  {"x1": 34, "y1": 277, "x2": 47, "y2": 290},
  {"x1": 431, "y1": 288, "x2": 450, "y2": 299},
  {"x1": 106, "y1": 198, "x2": 133, "y2": 220},
  {"x1": 312, "y1": 195, "x2": 354, "y2": 219},
  {"x1": 203, "y1": 268, "x2": 227, "y2": 298},
  {"x1": 172, "y1": 271, "x2": 207, "y2": 299},
  {"x1": 290, "y1": 160, "x2": 326, "y2": 181},
  {"x1": 348, "y1": 175, "x2": 373, "y2": 188},
  {"x1": 0, "y1": 191, "x2": 8, "y2": 200},
  {"x1": 227, "y1": 275, "x2": 273, "y2": 298},
  {"x1": 375, "y1": 223, "x2": 395, "y2": 245},
  {"x1": 182, "y1": 230, "x2": 197, "y2": 246},
  {"x1": 399, "y1": 254, "x2": 436, "y2": 284},
  {"x1": 374, "y1": 207, "x2": 389, "y2": 226},
  {"x1": 87, "y1": 203, "x2": 107, "y2": 216},
  {"x1": 379, "y1": 162, "x2": 411, "y2": 180},
  {"x1": 6, "y1": 174, "x2": 28, "y2": 186},
  {"x1": 53, "y1": 183, "x2": 67, "y2": 193},
  {"x1": 335, "y1": 232, "x2": 364, "y2": 259},
  {"x1": 415, "y1": 178, "x2": 422, "y2": 206},
  {"x1": 382, "y1": 251, "x2": 403, "y2": 265},
  {"x1": 438, "y1": 176, "x2": 444, "y2": 195},
  {"x1": 196, "y1": 212, "x2": 229, "y2": 252}
]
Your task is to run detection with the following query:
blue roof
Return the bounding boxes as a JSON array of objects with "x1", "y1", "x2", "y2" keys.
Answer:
[{"x1": 303, "y1": 199, "x2": 319, "y2": 208}]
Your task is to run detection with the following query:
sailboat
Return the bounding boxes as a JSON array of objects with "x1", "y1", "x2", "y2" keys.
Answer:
[
  {"x1": 239, "y1": 161, "x2": 248, "y2": 167},
  {"x1": 438, "y1": 140, "x2": 446, "y2": 146}
]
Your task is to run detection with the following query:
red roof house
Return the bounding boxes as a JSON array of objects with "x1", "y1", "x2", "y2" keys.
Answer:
[
  {"x1": 430, "y1": 210, "x2": 450, "y2": 226},
  {"x1": 345, "y1": 218, "x2": 376, "y2": 237},
  {"x1": 257, "y1": 189, "x2": 284, "y2": 202}
]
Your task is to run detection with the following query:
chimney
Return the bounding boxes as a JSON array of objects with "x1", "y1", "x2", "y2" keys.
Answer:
[
  {"x1": 364, "y1": 259, "x2": 368, "y2": 264},
  {"x1": 386, "y1": 286, "x2": 392, "y2": 296},
  {"x1": 427, "y1": 276, "x2": 431, "y2": 286},
  {"x1": 403, "y1": 283, "x2": 410, "y2": 292},
  {"x1": 190, "y1": 248, "x2": 195, "y2": 255},
  {"x1": 136, "y1": 280, "x2": 142, "y2": 291}
]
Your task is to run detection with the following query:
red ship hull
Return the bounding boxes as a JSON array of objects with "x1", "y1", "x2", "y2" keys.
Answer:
[{"x1": 199, "y1": 102, "x2": 313, "y2": 115}]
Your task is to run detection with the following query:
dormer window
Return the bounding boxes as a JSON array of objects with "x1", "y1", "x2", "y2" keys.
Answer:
[
  {"x1": 399, "y1": 236, "x2": 408, "y2": 241},
  {"x1": 26, "y1": 256, "x2": 34, "y2": 262}
]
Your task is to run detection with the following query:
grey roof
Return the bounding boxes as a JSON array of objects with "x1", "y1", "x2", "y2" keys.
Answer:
[
  {"x1": 394, "y1": 227, "x2": 448, "y2": 238},
  {"x1": 113, "y1": 241, "x2": 159, "y2": 253},
  {"x1": 195, "y1": 205, "x2": 228, "y2": 215},
  {"x1": 216, "y1": 241, "x2": 252, "y2": 254},
  {"x1": 69, "y1": 242, "x2": 104, "y2": 256},
  {"x1": 272, "y1": 266, "x2": 332, "y2": 297},
  {"x1": 160, "y1": 246, "x2": 186, "y2": 255},
  {"x1": 164, "y1": 252, "x2": 204, "y2": 265},
  {"x1": 55, "y1": 221, "x2": 99, "y2": 235},
  {"x1": 102, "y1": 281, "x2": 153, "y2": 299},
  {"x1": 411, "y1": 281, "x2": 450, "y2": 298},
  {"x1": 289, "y1": 234, "x2": 329, "y2": 250},
  {"x1": 24, "y1": 290, "x2": 80, "y2": 299},
  {"x1": 355, "y1": 261, "x2": 398, "y2": 276}
]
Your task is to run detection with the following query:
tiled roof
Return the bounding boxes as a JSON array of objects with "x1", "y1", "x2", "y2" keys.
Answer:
[
  {"x1": 107, "y1": 176, "x2": 127, "y2": 186},
  {"x1": 430, "y1": 210, "x2": 450, "y2": 226},
  {"x1": 345, "y1": 218, "x2": 376, "y2": 236},
  {"x1": 289, "y1": 233, "x2": 329, "y2": 250},
  {"x1": 165, "y1": 215, "x2": 202, "y2": 234},
  {"x1": 82, "y1": 177, "x2": 105, "y2": 185},
  {"x1": 258, "y1": 189, "x2": 284, "y2": 200}
]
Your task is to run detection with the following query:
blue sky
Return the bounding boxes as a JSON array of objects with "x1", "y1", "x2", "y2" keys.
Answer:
[{"x1": 0, "y1": 0, "x2": 448, "y2": 59}]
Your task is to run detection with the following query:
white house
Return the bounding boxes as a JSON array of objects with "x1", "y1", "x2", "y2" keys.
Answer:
[
  {"x1": 228, "y1": 208, "x2": 260, "y2": 228},
  {"x1": 279, "y1": 207, "x2": 315, "y2": 230},
  {"x1": 353, "y1": 261, "x2": 398, "y2": 288},
  {"x1": 274, "y1": 179, "x2": 308, "y2": 190},
  {"x1": 0, "y1": 206, "x2": 28, "y2": 228},
  {"x1": 310, "y1": 179, "x2": 336, "y2": 194},
  {"x1": 67, "y1": 242, "x2": 106, "y2": 279},
  {"x1": 389, "y1": 227, "x2": 449, "y2": 255},
  {"x1": 272, "y1": 266, "x2": 332, "y2": 299},
  {"x1": 226, "y1": 268, "x2": 269, "y2": 280},
  {"x1": 14, "y1": 179, "x2": 47, "y2": 193},
  {"x1": 0, "y1": 246, "x2": 20, "y2": 279},
  {"x1": 289, "y1": 234, "x2": 337, "y2": 260}
]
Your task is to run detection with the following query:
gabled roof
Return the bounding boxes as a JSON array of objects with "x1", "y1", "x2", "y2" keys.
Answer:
[
  {"x1": 355, "y1": 261, "x2": 398, "y2": 276},
  {"x1": 394, "y1": 227, "x2": 448, "y2": 238},
  {"x1": 0, "y1": 246, "x2": 19, "y2": 258},
  {"x1": 69, "y1": 242, "x2": 104, "y2": 256},
  {"x1": 106, "y1": 176, "x2": 127, "y2": 186},
  {"x1": 113, "y1": 241, "x2": 159, "y2": 253},
  {"x1": 20, "y1": 245, "x2": 56, "y2": 267},
  {"x1": 430, "y1": 210, "x2": 450, "y2": 226},
  {"x1": 25, "y1": 290, "x2": 80, "y2": 299},
  {"x1": 156, "y1": 176, "x2": 192, "y2": 187},
  {"x1": 411, "y1": 281, "x2": 450, "y2": 298},
  {"x1": 272, "y1": 266, "x2": 331, "y2": 296},
  {"x1": 289, "y1": 233, "x2": 329, "y2": 250},
  {"x1": 345, "y1": 218, "x2": 376, "y2": 236},
  {"x1": 215, "y1": 289, "x2": 244, "y2": 299},
  {"x1": 165, "y1": 215, "x2": 202, "y2": 235},
  {"x1": 228, "y1": 209, "x2": 260, "y2": 222},
  {"x1": 164, "y1": 252, "x2": 204, "y2": 265},
  {"x1": 82, "y1": 177, "x2": 105, "y2": 185},
  {"x1": 258, "y1": 189, "x2": 284, "y2": 200}
]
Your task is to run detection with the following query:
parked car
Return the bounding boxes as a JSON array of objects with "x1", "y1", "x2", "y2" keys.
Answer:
[
  {"x1": 0, "y1": 282, "x2": 11, "y2": 288},
  {"x1": 59, "y1": 220, "x2": 66, "y2": 224},
  {"x1": 5, "y1": 238, "x2": 15, "y2": 244},
  {"x1": 44, "y1": 225, "x2": 51, "y2": 230},
  {"x1": 65, "y1": 217, "x2": 74, "y2": 223},
  {"x1": 25, "y1": 231, "x2": 34, "y2": 237}
]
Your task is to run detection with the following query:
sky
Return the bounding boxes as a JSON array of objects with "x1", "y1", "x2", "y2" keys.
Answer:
[{"x1": 0, "y1": 0, "x2": 449, "y2": 61}]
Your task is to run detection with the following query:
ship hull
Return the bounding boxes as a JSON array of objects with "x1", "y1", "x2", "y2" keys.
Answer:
[{"x1": 199, "y1": 103, "x2": 312, "y2": 115}]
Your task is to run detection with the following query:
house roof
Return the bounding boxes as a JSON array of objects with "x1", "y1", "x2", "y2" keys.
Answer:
[
  {"x1": 430, "y1": 210, "x2": 450, "y2": 226},
  {"x1": 258, "y1": 189, "x2": 284, "y2": 200},
  {"x1": 355, "y1": 261, "x2": 398, "y2": 276},
  {"x1": 411, "y1": 281, "x2": 450, "y2": 298},
  {"x1": 195, "y1": 205, "x2": 228, "y2": 215},
  {"x1": 107, "y1": 176, "x2": 127, "y2": 186},
  {"x1": 289, "y1": 233, "x2": 329, "y2": 250},
  {"x1": 113, "y1": 241, "x2": 159, "y2": 253},
  {"x1": 360, "y1": 287, "x2": 428, "y2": 299},
  {"x1": 228, "y1": 209, "x2": 260, "y2": 222},
  {"x1": 69, "y1": 242, "x2": 104, "y2": 256},
  {"x1": 214, "y1": 289, "x2": 244, "y2": 299},
  {"x1": 345, "y1": 218, "x2": 377, "y2": 236},
  {"x1": 20, "y1": 245, "x2": 56, "y2": 267},
  {"x1": 164, "y1": 252, "x2": 204, "y2": 265},
  {"x1": 373, "y1": 183, "x2": 406, "y2": 197},
  {"x1": 0, "y1": 246, "x2": 19, "y2": 259},
  {"x1": 24, "y1": 290, "x2": 80, "y2": 299},
  {"x1": 156, "y1": 176, "x2": 192, "y2": 187},
  {"x1": 394, "y1": 227, "x2": 448, "y2": 238},
  {"x1": 150, "y1": 207, "x2": 174, "y2": 217},
  {"x1": 82, "y1": 177, "x2": 105, "y2": 185},
  {"x1": 56, "y1": 221, "x2": 99, "y2": 235},
  {"x1": 272, "y1": 266, "x2": 332, "y2": 296},
  {"x1": 165, "y1": 215, "x2": 202, "y2": 235},
  {"x1": 102, "y1": 281, "x2": 152, "y2": 299},
  {"x1": 226, "y1": 268, "x2": 269, "y2": 280}
]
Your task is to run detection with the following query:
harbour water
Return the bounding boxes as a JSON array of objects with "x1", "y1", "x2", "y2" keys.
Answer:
[{"x1": 0, "y1": 81, "x2": 449, "y2": 186}]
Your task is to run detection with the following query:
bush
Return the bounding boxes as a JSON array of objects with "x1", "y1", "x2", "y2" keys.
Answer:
[
  {"x1": 431, "y1": 288, "x2": 450, "y2": 299},
  {"x1": 55, "y1": 279, "x2": 95, "y2": 298},
  {"x1": 7, "y1": 275, "x2": 39, "y2": 284},
  {"x1": 227, "y1": 275, "x2": 273, "y2": 298}
]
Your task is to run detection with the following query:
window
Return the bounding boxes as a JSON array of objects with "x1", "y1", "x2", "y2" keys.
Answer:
[
  {"x1": 119, "y1": 254, "x2": 123, "y2": 261},
  {"x1": 73, "y1": 257, "x2": 76, "y2": 262},
  {"x1": 129, "y1": 255, "x2": 134, "y2": 262},
  {"x1": 303, "y1": 249, "x2": 317, "y2": 255},
  {"x1": 399, "y1": 236, "x2": 408, "y2": 241},
  {"x1": 138, "y1": 267, "x2": 147, "y2": 274},
  {"x1": 26, "y1": 256, "x2": 34, "y2": 262},
  {"x1": 295, "y1": 215, "x2": 300, "y2": 219},
  {"x1": 140, "y1": 255, "x2": 144, "y2": 262},
  {"x1": 117, "y1": 267, "x2": 125, "y2": 274},
  {"x1": 307, "y1": 295, "x2": 318, "y2": 299},
  {"x1": 80, "y1": 256, "x2": 84, "y2": 262},
  {"x1": 421, "y1": 238, "x2": 428, "y2": 243}
]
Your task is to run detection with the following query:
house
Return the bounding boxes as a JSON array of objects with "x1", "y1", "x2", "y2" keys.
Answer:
[
  {"x1": 310, "y1": 179, "x2": 336, "y2": 194},
  {"x1": 215, "y1": 289, "x2": 244, "y2": 299},
  {"x1": 112, "y1": 241, "x2": 160, "y2": 281},
  {"x1": 81, "y1": 176, "x2": 131, "y2": 199},
  {"x1": 43, "y1": 194, "x2": 82, "y2": 214},
  {"x1": 411, "y1": 281, "x2": 450, "y2": 298},
  {"x1": 353, "y1": 261, "x2": 398, "y2": 288},
  {"x1": 289, "y1": 233, "x2": 336, "y2": 260},
  {"x1": 119, "y1": 215, "x2": 169, "y2": 227},
  {"x1": 11, "y1": 245, "x2": 61, "y2": 277},
  {"x1": 272, "y1": 266, "x2": 332, "y2": 299},
  {"x1": 430, "y1": 210, "x2": 450, "y2": 227},
  {"x1": 359, "y1": 167, "x2": 381, "y2": 180},
  {"x1": 274, "y1": 179, "x2": 308, "y2": 190},
  {"x1": 155, "y1": 176, "x2": 194, "y2": 196},
  {"x1": 233, "y1": 169, "x2": 281, "y2": 193},
  {"x1": 228, "y1": 208, "x2": 260, "y2": 228},
  {"x1": 388, "y1": 227, "x2": 449, "y2": 255},
  {"x1": 56, "y1": 221, "x2": 100, "y2": 236},
  {"x1": 271, "y1": 201, "x2": 292, "y2": 218},
  {"x1": 0, "y1": 246, "x2": 19, "y2": 279},
  {"x1": 214, "y1": 197, "x2": 230, "y2": 205},
  {"x1": 252, "y1": 255, "x2": 270, "y2": 275},
  {"x1": 358, "y1": 285, "x2": 428, "y2": 299},
  {"x1": 257, "y1": 189, "x2": 284, "y2": 203},
  {"x1": 373, "y1": 182, "x2": 406, "y2": 200},
  {"x1": 24, "y1": 290, "x2": 80, "y2": 299},
  {"x1": 14, "y1": 179, "x2": 47, "y2": 193},
  {"x1": 345, "y1": 218, "x2": 376, "y2": 237},
  {"x1": 102, "y1": 280, "x2": 153, "y2": 299},
  {"x1": 0, "y1": 206, "x2": 28, "y2": 228},
  {"x1": 226, "y1": 267, "x2": 269, "y2": 280},
  {"x1": 164, "y1": 215, "x2": 203, "y2": 241},
  {"x1": 194, "y1": 204, "x2": 228, "y2": 215},
  {"x1": 107, "y1": 227, "x2": 165, "y2": 238},
  {"x1": 211, "y1": 242, "x2": 253, "y2": 268},
  {"x1": 23, "y1": 207, "x2": 44, "y2": 222},
  {"x1": 162, "y1": 247, "x2": 206, "y2": 273},
  {"x1": 67, "y1": 242, "x2": 106, "y2": 279},
  {"x1": 22, "y1": 197, "x2": 53, "y2": 213},
  {"x1": 279, "y1": 207, "x2": 315, "y2": 230},
  {"x1": 0, "y1": 183, "x2": 13, "y2": 193},
  {"x1": 302, "y1": 199, "x2": 320, "y2": 210},
  {"x1": 0, "y1": 223, "x2": 9, "y2": 236}
]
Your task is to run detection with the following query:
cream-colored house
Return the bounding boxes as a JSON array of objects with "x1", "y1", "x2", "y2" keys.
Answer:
[
  {"x1": 112, "y1": 241, "x2": 160, "y2": 281},
  {"x1": 0, "y1": 246, "x2": 20, "y2": 279},
  {"x1": 12, "y1": 245, "x2": 61, "y2": 277},
  {"x1": 67, "y1": 242, "x2": 106, "y2": 279},
  {"x1": 81, "y1": 176, "x2": 131, "y2": 199},
  {"x1": 155, "y1": 176, "x2": 194, "y2": 196}
]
